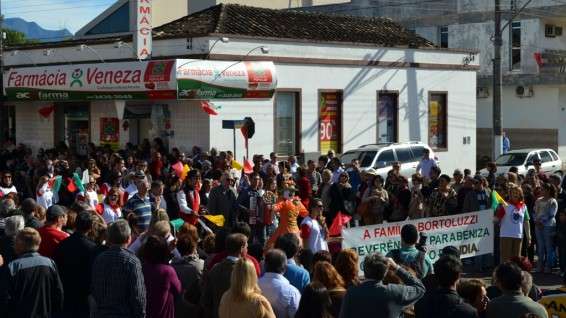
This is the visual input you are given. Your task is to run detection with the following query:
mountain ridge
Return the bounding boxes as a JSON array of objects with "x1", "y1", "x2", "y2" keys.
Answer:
[{"x1": 3, "y1": 17, "x2": 72, "y2": 42}]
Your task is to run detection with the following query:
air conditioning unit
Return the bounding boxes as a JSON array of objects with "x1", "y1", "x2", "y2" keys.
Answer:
[
  {"x1": 477, "y1": 87, "x2": 489, "y2": 99},
  {"x1": 516, "y1": 85, "x2": 534, "y2": 98},
  {"x1": 546, "y1": 24, "x2": 556, "y2": 37}
]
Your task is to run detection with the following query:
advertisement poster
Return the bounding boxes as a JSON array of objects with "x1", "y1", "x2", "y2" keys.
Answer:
[
  {"x1": 4, "y1": 60, "x2": 176, "y2": 101},
  {"x1": 176, "y1": 60, "x2": 277, "y2": 99},
  {"x1": 342, "y1": 210, "x2": 494, "y2": 274},
  {"x1": 319, "y1": 92, "x2": 341, "y2": 153},
  {"x1": 100, "y1": 117, "x2": 120, "y2": 150}
]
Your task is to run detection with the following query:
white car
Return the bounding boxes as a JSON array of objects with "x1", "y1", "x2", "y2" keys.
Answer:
[
  {"x1": 480, "y1": 148, "x2": 563, "y2": 177},
  {"x1": 340, "y1": 142, "x2": 437, "y2": 179}
]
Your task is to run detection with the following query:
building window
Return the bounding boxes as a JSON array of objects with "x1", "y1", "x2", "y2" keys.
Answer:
[
  {"x1": 275, "y1": 91, "x2": 301, "y2": 156},
  {"x1": 439, "y1": 26, "x2": 449, "y2": 48},
  {"x1": 319, "y1": 91, "x2": 342, "y2": 154},
  {"x1": 377, "y1": 92, "x2": 398, "y2": 143},
  {"x1": 511, "y1": 21, "x2": 521, "y2": 70},
  {"x1": 428, "y1": 92, "x2": 448, "y2": 150}
]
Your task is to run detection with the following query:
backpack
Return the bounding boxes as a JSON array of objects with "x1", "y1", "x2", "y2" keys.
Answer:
[{"x1": 389, "y1": 248, "x2": 426, "y2": 279}]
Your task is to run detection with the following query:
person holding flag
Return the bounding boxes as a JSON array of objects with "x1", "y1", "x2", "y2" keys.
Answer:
[{"x1": 495, "y1": 184, "x2": 532, "y2": 263}]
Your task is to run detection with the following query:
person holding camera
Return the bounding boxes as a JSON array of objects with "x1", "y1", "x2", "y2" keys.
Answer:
[
  {"x1": 339, "y1": 252, "x2": 425, "y2": 318},
  {"x1": 386, "y1": 224, "x2": 433, "y2": 279}
]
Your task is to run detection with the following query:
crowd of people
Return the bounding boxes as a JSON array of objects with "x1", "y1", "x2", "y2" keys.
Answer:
[{"x1": 0, "y1": 139, "x2": 565, "y2": 318}]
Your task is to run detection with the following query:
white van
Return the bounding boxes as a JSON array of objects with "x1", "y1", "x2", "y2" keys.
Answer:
[{"x1": 340, "y1": 142, "x2": 437, "y2": 179}]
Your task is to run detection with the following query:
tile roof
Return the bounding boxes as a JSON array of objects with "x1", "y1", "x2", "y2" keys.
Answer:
[
  {"x1": 155, "y1": 4, "x2": 435, "y2": 48},
  {"x1": 7, "y1": 4, "x2": 434, "y2": 50}
]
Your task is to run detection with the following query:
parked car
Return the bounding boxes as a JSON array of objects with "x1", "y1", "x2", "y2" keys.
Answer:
[
  {"x1": 480, "y1": 148, "x2": 563, "y2": 177},
  {"x1": 340, "y1": 142, "x2": 437, "y2": 179}
]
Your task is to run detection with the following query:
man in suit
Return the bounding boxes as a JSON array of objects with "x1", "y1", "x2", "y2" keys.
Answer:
[
  {"x1": 200, "y1": 233, "x2": 247, "y2": 318},
  {"x1": 339, "y1": 252, "x2": 425, "y2": 318},
  {"x1": 487, "y1": 262, "x2": 548, "y2": 318}
]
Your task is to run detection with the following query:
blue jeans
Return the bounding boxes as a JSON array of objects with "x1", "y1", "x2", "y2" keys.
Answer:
[{"x1": 535, "y1": 226, "x2": 556, "y2": 270}]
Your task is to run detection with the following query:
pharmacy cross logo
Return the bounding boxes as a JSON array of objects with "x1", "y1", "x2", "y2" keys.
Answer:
[{"x1": 70, "y1": 69, "x2": 84, "y2": 87}]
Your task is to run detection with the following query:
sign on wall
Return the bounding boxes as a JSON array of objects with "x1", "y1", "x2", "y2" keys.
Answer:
[
  {"x1": 133, "y1": 0, "x2": 152, "y2": 60},
  {"x1": 342, "y1": 210, "x2": 494, "y2": 274},
  {"x1": 4, "y1": 60, "x2": 176, "y2": 101},
  {"x1": 176, "y1": 60, "x2": 277, "y2": 99},
  {"x1": 319, "y1": 91, "x2": 341, "y2": 153},
  {"x1": 100, "y1": 117, "x2": 120, "y2": 150}
]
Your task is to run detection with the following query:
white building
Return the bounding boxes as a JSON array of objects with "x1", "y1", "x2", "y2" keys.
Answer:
[
  {"x1": 2, "y1": 4, "x2": 479, "y2": 173},
  {"x1": 303, "y1": 0, "x2": 566, "y2": 165}
]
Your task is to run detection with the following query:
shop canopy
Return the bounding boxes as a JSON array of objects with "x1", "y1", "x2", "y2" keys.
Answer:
[{"x1": 3, "y1": 59, "x2": 277, "y2": 101}]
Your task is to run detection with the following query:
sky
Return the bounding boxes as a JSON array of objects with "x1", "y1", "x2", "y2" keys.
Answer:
[{"x1": 3, "y1": 0, "x2": 117, "y2": 33}]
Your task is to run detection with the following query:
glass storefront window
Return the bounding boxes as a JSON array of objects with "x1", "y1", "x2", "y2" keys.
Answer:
[
  {"x1": 378, "y1": 92, "x2": 398, "y2": 143},
  {"x1": 275, "y1": 92, "x2": 300, "y2": 156},
  {"x1": 428, "y1": 92, "x2": 448, "y2": 150}
]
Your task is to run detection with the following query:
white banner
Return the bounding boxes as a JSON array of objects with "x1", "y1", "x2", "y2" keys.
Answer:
[{"x1": 341, "y1": 210, "x2": 494, "y2": 273}]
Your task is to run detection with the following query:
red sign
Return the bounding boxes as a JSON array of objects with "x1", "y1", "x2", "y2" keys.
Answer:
[
  {"x1": 100, "y1": 118, "x2": 120, "y2": 149},
  {"x1": 319, "y1": 92, "x2": 342, "y2": 153}
]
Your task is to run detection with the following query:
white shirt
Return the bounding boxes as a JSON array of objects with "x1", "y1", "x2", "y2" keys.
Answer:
[
  {"x1": 301, "y1": 216, "x2": 328, "y2": 253},
  {"x1": 36, "y1": 183, "x2": 53, "y2": 209},
  {"x1": 331, "y1": 167, "x2": 345, "y2": 184},
  {"x1": 500, "y1": 204, "x2": 528, "y2": 239},
  {"x1": 0, "y1": 185, "x2": 17, "y2": 197},
  {"x1": 101, "y1": 203, "x2": 122, "y2": 224},
  {"x1": 258, "y1": 272, "x2": 301, "y2": 318},
  {"x1": 416, "y1": 158, "x2": 437, "y2": 179},
  {"x1": 86, "y1": 190, "x2": 99, "y2": 209}
]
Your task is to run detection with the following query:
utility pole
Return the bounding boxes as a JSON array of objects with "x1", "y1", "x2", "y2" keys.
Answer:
[{"x1": 492, "y1": 0, "x2": 503, "y2": 161}]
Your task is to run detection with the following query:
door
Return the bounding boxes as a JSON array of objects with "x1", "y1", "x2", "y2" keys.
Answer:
[
  {"x1": 377, "y1": 92, "x2": 398, "y2": 143},
  {"x1": 539, "y1": 150, "x2": 556, "y2": 173}
]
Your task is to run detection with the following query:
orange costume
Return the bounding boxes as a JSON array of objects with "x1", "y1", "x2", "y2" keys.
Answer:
[{"x1": 266, "y1": 196, "x2": 309, "y2": 248}]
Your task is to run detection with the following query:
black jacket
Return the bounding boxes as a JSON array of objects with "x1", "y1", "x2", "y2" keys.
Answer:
[
  {"x1": 415, "y1": 288, "x2": 478, "y2": 318},
  {"x1": 54, "y1": 232, "x2": 97, "y2": 317},
  {"x1": 0, "y1": 252, "x2": 64, "y2": 318}
]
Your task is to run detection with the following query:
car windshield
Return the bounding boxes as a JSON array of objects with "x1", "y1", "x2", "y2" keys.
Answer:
[
  {"x1": 341, "y1": 151, "x2": 376, "y2": 168},
  {"x1": 495, "y1": 153, "x2": 528, "y2": 166}
]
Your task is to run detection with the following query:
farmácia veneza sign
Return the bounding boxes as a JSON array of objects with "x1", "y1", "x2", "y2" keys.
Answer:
[
  {"x1": 4, "y1": 60, "x2": 176, "y2": 101},
  {"x1": 4, "y1": 59, "x2": 277, "y2": 101}
]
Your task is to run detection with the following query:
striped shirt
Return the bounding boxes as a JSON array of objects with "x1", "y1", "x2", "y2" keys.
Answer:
[
  {"x1": 91, "y1": 246, "x2": 146, "y2": 318},
  {"x1": 125, "y1": 193, "x2": 152, "y2": 231}
]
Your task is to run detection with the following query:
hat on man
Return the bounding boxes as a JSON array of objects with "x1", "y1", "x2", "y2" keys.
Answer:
[
  {"x1": 134, "y1": 171, "x2": 146, "y2": 180},
  {"x1": 453, "y1": 169, "x2": 463, "y2": 176},
  {"x1": 364, "y1": 168, "x2": 379, "y2": 176},
  {"x1": 46, "y1": 205, "x2": 66, "y2": 222}
]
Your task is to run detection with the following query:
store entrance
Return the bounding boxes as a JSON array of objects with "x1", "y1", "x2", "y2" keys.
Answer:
[
  {"x1": 54, "y1": 103, "x2": 90, "y2": 156},
  {"x1": 124, "y1": 103, "x2": 170, "y2": 148}
]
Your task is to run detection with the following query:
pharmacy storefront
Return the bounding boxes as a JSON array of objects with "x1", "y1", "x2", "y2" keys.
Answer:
[{"x1": 3, "y1": 59, "x2": 277, "y2": 154}]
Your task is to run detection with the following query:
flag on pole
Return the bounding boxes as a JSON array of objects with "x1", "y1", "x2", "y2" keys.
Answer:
[{"x1": 491, "y1": 190, "x2": 507, "y2": 210}]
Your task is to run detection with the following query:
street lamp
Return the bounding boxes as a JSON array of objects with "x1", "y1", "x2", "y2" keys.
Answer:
[
  {"x1": 114, "y1": 41, "x2": 142, "y2": 61},
  {"x1": 206, "y1": 36, "x2": 229, "y2": 59},
  {"x1": 77, "y1": 44, "x2": 104, "y2": 62},
  {"x1": 213, "y1": 46, "x2": 270, "y2": 81},
  {"x1": 176, "y1": 37, "x2": 231, "y2": 70}
]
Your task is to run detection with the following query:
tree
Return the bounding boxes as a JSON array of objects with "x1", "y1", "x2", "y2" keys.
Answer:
[{"x1": 1, "y1": 28, "x2": 39, "y2": 46}]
